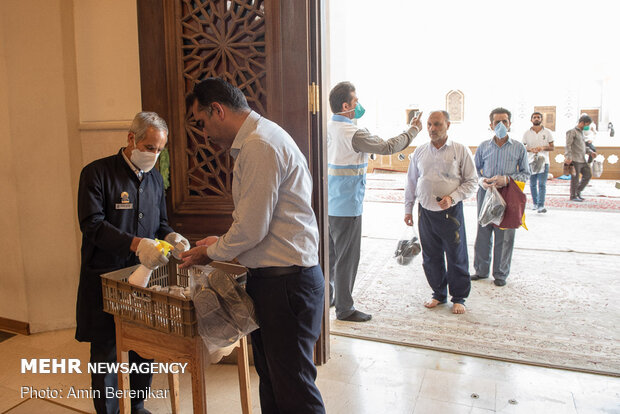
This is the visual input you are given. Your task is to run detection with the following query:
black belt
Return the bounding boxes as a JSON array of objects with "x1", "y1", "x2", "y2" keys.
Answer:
[{"x1": 248, "y1": 265, "x2": 306, "y2": 277}]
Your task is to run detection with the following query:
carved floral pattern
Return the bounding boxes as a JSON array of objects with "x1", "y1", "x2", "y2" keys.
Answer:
[{"x1": 179, "y1": 0, "x2": 266, "y2": 197}]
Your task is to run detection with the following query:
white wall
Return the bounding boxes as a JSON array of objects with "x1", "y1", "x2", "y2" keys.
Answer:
[
  {"x1": 328, "y1": 0, "x2": 619, "y2": 147},
  {"x1": 0, "y1": 0, "x2": 82, "y2": 332},
  {"x1": 0, "y1": 0, "x2": 142, "y2": 333},
  {"x1": 74, "y1": 0, "x2": 142, "y2": 123},
  {"x1": 74, "y1": 0, "x2": 142, "y2": 166},
  {"x1": 0, "y1": 19, "x2": 29, "y2": 324}
]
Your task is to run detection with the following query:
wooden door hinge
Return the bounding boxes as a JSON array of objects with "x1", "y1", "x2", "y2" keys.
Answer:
[{"x1": 309, "y1": 82, "x2": 320, "y2": 114}]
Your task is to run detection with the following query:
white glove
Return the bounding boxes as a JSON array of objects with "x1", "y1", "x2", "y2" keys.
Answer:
[
  {"x1": 165, "y1": 232, "x2": 190, "y2": 259},
  {"x1": 136, "y1": 238, "x2": 169, "y2": 270}
]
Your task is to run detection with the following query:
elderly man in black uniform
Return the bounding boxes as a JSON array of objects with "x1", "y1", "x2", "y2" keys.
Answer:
[{"x1": 76, "y1": 111, "x2": 189, "y2": 414}]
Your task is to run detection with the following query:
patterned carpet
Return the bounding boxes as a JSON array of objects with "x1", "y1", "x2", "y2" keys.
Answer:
[
  {"x1": 364, "y1": 175, "x2": 620, "y2": 212},
  {"x1": 330, "y1": 237, "x2": 620, "y2": 376},
  {"x1": 330, "y1": 174, "x2": 620, "y2": 375}
]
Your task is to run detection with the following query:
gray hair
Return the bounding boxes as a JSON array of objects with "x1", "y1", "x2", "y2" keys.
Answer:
[
  {"x1": 429, "y1": 110, "x2": 450, "y2": 122},
  {"x1": 129, "y1": 111, "x2": 169, "y2": 143}
]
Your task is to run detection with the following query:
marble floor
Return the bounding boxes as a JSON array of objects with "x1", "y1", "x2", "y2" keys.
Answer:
[{"x1": 0, "y1": 328, "x2": 618, "y2": 413}]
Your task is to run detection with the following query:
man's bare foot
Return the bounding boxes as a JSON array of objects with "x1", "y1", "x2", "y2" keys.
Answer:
[
  {"x1": 452, "y1": 303, "x2": 466, "y2": 314},
  {"x1": 424, "y1": 299, "x2": 444, "y2": 308}
]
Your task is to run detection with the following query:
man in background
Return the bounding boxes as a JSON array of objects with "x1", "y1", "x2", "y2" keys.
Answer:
[
  {"x1": 582, "y1": 114, "x2": 597, "y2": 162},
  {"x1": 565, "y1": 114, "x2": 597, "y2": 201},
  {"x1": 404, "y1": 111, "x2": 477, "y2": 314},
  {"x1": 327, "y1": 81, "x2": 421, "y2": 322},
  {"x1": 522, "y1": 112, "x2": 554, "y2": 213}
]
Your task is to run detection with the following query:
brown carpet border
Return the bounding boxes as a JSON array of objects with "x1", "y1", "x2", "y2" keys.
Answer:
[{"x1": 331, "y1": 331, "x2": 620, "y2": 378}]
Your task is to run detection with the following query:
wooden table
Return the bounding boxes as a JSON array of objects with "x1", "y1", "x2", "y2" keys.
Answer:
[{"x1": 114, "y1": 316, "x2": 252, "y2": 414}]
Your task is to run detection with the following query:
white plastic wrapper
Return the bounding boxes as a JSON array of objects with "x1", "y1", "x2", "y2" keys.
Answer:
[
  {"x1": 478, "y1": 186, "x2": 506, "y2": 227},
  {"x1": 530, "y1": 154, "x2": 546, "y2": 175},
  {"x1": 394, "y1": 225, "x2": 422, "y2": 265},
  {"x1": 190, "y1": 265, "x2": 259, "y2": 354},
  {"x1": 592, "y1": 160, "x2": 603, "y2": 178}
]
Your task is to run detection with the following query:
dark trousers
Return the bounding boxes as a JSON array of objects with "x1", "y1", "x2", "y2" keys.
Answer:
[
  {"x1": 586, "y1": 142, "x2": 597, "y2": 162},
  {"x1": 90, "y1": 339, "x2": 153, "y2": 414},
  {"x1": 418, "y1": 203, "x2": 471, "y2": 304},
  {"x1": 570, "y1": 162, "x2": 592, "y2": 198},
  {"x1": 328, "y1": 215, "x2": 362, "y2": 319},
  {"x1": 474, "y1": 188, "x2": 516, "y2": 281},
  {"x1": 246, "y1": 265, "x2": 326, "y2": 414}
]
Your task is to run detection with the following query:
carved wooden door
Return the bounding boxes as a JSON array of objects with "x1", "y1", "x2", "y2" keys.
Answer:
[{"x1": 137, "y1": 0, "x2": 329, "y2": 363}]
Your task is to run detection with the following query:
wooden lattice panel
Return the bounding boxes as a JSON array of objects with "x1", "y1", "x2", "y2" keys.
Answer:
[{"x1": 179, "y1": 0, "x2": 267, "y2": 198}]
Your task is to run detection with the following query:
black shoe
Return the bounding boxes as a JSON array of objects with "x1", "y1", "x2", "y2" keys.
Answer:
[
  {"x1": 470, "y1": 274, "x2": 489, "y2": 281},
  {"x1": 577, "y1": 195, "x2": 585, "y2": 201},
  {"x1": 493, "y1": 279, "x2": 506, "y2": 287},
  {"x1": 570, "y1": 197, "x2": 583, "y2": 202},
  {"x1": 338, "y1": 310, "x2": 372, "y2": 322}
]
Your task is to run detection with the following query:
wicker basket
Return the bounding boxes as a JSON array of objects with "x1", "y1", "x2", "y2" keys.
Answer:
[{"x1": 101, "y1": 260, "x2": 246, "y2": 338}]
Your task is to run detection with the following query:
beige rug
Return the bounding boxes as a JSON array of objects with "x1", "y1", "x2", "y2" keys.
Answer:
[{"x1": 330, "y1": 237, "x2": 620, "y2": 376}]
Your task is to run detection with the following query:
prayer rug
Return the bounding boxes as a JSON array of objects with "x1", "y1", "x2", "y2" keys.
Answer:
[
  {"x1": 330, "y1": 237, "x2": 620, "y2": 376},
  {"x1": 365, "y1": 174, "x2": 620, "y2": 211}
]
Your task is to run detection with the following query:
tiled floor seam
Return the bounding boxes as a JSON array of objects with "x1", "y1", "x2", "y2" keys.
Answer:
[
  {"x1": 2, "y1": 397, "x2": 90, "y2": 414},
  {"x1": 1, "y1": 398, "x2": 27, "y2": 414}
]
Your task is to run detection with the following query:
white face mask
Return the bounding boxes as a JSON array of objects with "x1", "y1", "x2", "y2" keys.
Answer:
[{"x1": 130, "y1": 140, "x2": 159, "y2": 172}]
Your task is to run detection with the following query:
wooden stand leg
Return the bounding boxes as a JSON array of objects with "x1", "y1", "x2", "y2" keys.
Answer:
[
  {"x1": 114, "y1": 317, "x2": 252, "y2": 414},
  {"x1": 237, "y1": 336, "x2": 252, "y2": 414},
  {"x1": 168, "y1": 372, "x2": 180, "y2": 414},
  {"x1": 115, "y1": 318, "x2": 131, "y2": 414},
  {"x1": 190, "y1": 338, "x2": 208, "y2": 414}
]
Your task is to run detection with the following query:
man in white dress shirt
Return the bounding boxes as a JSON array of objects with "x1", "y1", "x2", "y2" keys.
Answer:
[
  {"x1": 181, "y1": 78, "x2": 326, "y2": 414},
  {"x1": 404, "y1": 111, "x2": 477, "y2": 314}
]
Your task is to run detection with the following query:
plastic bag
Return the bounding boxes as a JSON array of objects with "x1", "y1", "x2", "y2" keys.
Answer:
[
  {"x1": 478, "y1": 186, "x2": 506, "y2": 227},
  {"x1": 496, "y1": 179, "x2": 527, "y2": 230},
  {"x1": 592, "y1": 160, "x2": 603, "y2": 178},
  {"x1": 190, "y1": 265, "x2": 259, "y2": 354},
  {"x1": 529, "y1": 154, "x2": 545, "y2": 175},
  {"x1": 394, "y1": 225, "x2": 422, "y2": 265}
]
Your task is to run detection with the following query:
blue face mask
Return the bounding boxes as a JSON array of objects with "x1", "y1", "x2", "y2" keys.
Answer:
[
  {"x1": 494, "y1": 122, "x2": 508, "y2": 138},
  {"x1": 583, "y1": 125, "x2": 590, "y2": 131}
]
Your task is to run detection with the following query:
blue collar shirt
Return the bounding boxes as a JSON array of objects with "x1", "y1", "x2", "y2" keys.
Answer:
[{"x1": 474, "y1": 135, "x2": 530, "y2": 184}]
